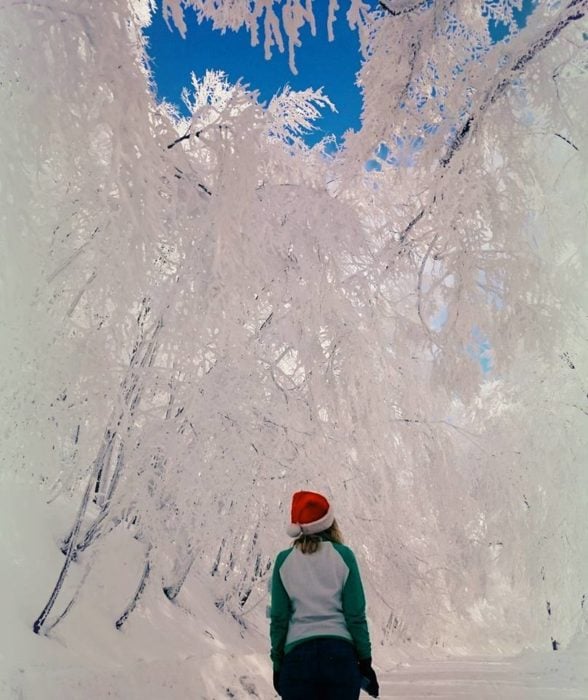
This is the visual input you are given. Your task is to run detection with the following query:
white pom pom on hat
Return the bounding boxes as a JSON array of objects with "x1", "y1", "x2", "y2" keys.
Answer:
[
  {"x1": 286, "y1": 523, "x2": 303, "y2": 538},
  {"x1": 286, "y1": 490, "x2": 334, "y2": 538}
]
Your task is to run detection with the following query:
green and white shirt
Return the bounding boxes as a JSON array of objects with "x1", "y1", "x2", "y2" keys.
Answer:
[{"x1": 269, "y1": 541, "x2": 372, "y2": 671}]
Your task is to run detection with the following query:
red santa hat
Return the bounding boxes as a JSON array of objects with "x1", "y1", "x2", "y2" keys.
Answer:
[{"x1": 286, "y1": 491, "x2": 334, "y2": 538}]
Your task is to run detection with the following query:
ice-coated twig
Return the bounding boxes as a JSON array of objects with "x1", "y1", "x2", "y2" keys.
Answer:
[
  {"x1": 163, "y1": 553, "x2": 195, "y2": 602},
  {"x1": 379, "y1": 1, "x2": 428, "y2": 18},
  {"x1": 42, "y1": 549, "x2": 97, "y2": 635},
  {"x1": 33, "y1": 461, "x2": 103, "y2": 634},
  {"x1": 115, "y1": 549, "x2": 152, "y2": 630}
]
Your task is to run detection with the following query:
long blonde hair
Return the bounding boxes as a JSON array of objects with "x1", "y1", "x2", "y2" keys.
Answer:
[{"x1": 293, "y1": 519, "x2": 344, "y2": 554}]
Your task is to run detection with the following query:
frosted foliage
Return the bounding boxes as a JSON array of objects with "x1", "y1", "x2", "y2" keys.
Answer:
[
  {"x1": 162, "y1": 0, "x2": 372, "y2": 72},
  {"x1": 1, "y1": 0, "x2": 587, "y2": 656}
]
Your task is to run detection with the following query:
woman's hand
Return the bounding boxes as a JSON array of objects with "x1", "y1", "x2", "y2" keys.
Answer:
[{"x1": 359, "y1": 657, "x2": 379, "y2": 698}]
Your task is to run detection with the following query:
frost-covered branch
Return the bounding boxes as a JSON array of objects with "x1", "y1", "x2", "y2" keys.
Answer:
[{"x1": 441, "y1": 0, "x2": 588, "y2": 167}]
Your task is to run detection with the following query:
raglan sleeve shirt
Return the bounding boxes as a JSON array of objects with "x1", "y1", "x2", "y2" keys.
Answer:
[{"x1": 269, "y1": 543, "x2": 372, "y2": 671}]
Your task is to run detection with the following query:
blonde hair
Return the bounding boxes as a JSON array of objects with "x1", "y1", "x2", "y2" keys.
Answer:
[{"x1": 293, "y1": 519, "x2": 344, "y2": 554}]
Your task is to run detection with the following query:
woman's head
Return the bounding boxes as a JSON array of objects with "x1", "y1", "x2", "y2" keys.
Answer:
[
  {"x1": 286, "y1": 490, "x2": 334, "y2": 538},
  {"x1": 286, "y1": 490, "x2": 342, "y2": 553}
]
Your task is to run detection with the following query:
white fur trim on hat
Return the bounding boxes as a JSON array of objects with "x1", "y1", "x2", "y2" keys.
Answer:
[{"x1": 287, "y1": 506, "x2": 334, "y2": 538}]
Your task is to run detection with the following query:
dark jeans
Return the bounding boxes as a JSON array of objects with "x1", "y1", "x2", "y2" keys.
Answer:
[{"x1": 278, "y1": 637, "x2": 361, "y2": 700}]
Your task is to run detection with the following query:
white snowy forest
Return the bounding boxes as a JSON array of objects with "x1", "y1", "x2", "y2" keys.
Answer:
[{"x1": 1, "y1": 0, "x2": 587, "y2": 698}]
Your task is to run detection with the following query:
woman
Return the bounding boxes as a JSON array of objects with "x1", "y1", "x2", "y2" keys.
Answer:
[{"x1": 270, "y1": 490, "x2": 379, "y2": 699}]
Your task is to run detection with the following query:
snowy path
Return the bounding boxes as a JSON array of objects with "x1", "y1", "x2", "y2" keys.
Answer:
[
  {"x1": 3, "y1": 652, "x2": 588, "y2": 699},
  {"x1": 378, "y1": 657, "x2": 587, "y2": 699}
]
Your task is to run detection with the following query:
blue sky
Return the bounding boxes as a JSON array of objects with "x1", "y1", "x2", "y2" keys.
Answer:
[{"x1": 143, "y1": 2, "x2": 373, "y2": 147}]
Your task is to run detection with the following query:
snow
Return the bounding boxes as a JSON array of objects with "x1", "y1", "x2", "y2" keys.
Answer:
[
  {"x1": 380, "y1": 650, "x2": 588, "y2": 699},
  {"x1": 0, "y1": 480, "x2": 273, "y2": 699},
  {"x1": 1, "y1": 480, "x2": 586, "y2": 699}
]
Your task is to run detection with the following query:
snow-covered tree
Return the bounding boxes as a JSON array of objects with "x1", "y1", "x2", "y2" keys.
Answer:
[{"x1": 1, "y1": 0, "x2": 586, "y2": 653}]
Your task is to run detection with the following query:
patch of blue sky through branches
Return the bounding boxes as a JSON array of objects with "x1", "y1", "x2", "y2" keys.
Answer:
[
  {"x1": 143, "y1": 1, "x2": 373, "y2": 149},
  {"x1": 144, "y1": 1, "x2": 536, "y2": 152}
]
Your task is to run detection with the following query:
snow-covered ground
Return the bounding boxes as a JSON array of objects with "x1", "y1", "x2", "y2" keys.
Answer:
[
  {"x1": 0, "y1": 480, "x2": 274, "y2": 699},
  {"x1": 379, "y1": 649, "x2": 588, "y2": 699},
  {"x1": 1, "y1": 480, "x2": 586, "y2": 699}
]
